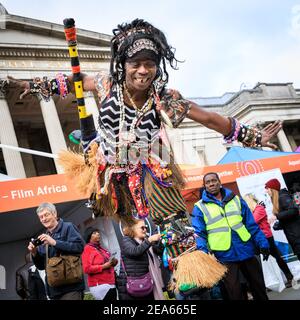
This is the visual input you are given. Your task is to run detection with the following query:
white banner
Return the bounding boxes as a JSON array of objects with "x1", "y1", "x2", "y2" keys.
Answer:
[
  {"x1": 237, "y1": 169, "x2": 287, "y2": 243},
  {"x1": 236, "y1": 169, "x2": 300, "y2": 282}
]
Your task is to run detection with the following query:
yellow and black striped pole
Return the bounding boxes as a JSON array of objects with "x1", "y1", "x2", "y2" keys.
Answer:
[{"x1": 63, "y1": 18, "x2": 96, "y2": 142}]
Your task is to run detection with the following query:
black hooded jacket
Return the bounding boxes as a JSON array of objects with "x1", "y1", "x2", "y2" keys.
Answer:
[{"x1": 277, "y1": 189, "x2": 300, "y2": 255}]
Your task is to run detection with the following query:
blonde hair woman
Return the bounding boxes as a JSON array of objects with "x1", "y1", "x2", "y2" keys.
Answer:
[
  {"x1": 118, "y1": 219, "x2": 165, "y2": 300},
  {"x1": 265, "y1": 178, "x2": 300, "y2": 263},
  {"x1": 244, "y1": 193, "x2": 293, "y2": 287}
]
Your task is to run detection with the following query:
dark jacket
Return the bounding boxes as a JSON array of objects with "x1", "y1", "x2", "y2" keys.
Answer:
[
  {"x1": 27, "y1": 267, "x2": 47, "y2": 300},
  {"x1": 32, "y1": 219, "x2": 85, "y2": 299},
  {"x1": 117, "y1": 236, "x2": 163, "y2": 300},
  {"x1": 16, "y1": 263, "x2": 47, "y2": 300},
  {"x1": 192, "y1": 188, "x2": 269, "y2": 263},
  {"x1": 276, "y1": 189, "x2": 300, "y2": 255},
  {"x1": 16, "y1": 262, "x2": 32, "y2": 300}
]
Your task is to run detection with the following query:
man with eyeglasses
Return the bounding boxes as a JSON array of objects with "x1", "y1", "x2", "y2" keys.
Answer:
[{"x1": 27, "y1": 202, "x2": 85, "y2": 300}]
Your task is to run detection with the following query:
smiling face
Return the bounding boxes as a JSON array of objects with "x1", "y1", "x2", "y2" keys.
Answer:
[
  {"x1": 37, "y1": 209, "x2": 58, "y2": 231},
  {"x1": 124, "y1": 56, "x2": 157, "y2": 92},
  {"x1": 204, "y1": 173, "x2": 221, "y2": 196}
]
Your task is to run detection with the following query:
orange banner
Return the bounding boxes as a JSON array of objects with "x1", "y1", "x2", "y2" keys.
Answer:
[
  {"x1": 0, "y1": 174, "x2": 86, "y2": 213},
  {"x1": 182, "y1": 153, "x2": 300, "y2": 190},
  {"x1": 0, "y1": 153, "x2": 299, "y2": 213}
]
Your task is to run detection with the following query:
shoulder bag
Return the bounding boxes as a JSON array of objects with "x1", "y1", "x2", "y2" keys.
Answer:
[
  {"x1": 46, "y1": 245, "x2": 83, "y2": 287},
  {"x1": 121, "y1": 259, "x2": 153, "y2": 297}
]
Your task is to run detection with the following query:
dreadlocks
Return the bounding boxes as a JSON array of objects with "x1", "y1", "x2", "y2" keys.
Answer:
[{"x1": 110, "y1": 18, "x2": 180, "y2": 85}]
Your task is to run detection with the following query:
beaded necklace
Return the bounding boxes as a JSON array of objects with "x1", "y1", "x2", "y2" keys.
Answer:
[
  {"x1": 99, "y1": 82, "x2": 154, "y2": 147},
  {"x1": 123, "y1": 82, "x2": 150, "y2": 111}
]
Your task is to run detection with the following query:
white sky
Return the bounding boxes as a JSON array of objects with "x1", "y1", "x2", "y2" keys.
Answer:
[{"x1": 1, "y1": 0, "x2": 300, "y2": 97}]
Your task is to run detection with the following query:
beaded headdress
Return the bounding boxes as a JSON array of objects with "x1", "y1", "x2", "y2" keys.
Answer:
[
  {"x1": 125, "y1": 38, "x2": 159, "y2": 58},
  {"x1": 110, "y1": 19, "x2": 179, "y2": 84}
]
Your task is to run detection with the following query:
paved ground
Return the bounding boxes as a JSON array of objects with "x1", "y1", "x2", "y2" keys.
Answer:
[{"x1": 268, "y1": 286, "x2": 300, "y2": 300}]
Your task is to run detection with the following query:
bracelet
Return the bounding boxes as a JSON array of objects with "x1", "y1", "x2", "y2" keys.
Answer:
[
  {"x1": 55, "y1": 73, "x2": 69, "y2": 98},
  {"x1": 224, "y1": 119, "x2": 262, "y2": 148},
  {"x1": 29, "y1": 73, "x2": 70, "y2": 101},
  {"x1": 29, "y1": 76, "x2": 52, "y2": 101},
  {"x1": 237, "y1": 124, "x2": 262, "y2": 148},
  {"x1": 223, "y1": 117, "x2": 237, "y2": 143}
]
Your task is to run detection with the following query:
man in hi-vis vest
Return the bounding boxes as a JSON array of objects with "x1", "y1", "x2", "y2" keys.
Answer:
[{"x1": 192, "y1": 172, "x2": 270, "y2": 300}]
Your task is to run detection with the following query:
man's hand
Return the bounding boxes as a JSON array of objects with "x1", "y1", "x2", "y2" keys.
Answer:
[
  {"x1": 27, "y1": 241, "x2": 37, "y2": 257},
  {"x1": 38, "y1": 233, "x2": 56, "y2": 246},
  {"x1": 261, "y1": 120, "x2": 282, "y2": 149},
  {"x1": 260, "y1": 248, "x2": 270, "y2": 261}
]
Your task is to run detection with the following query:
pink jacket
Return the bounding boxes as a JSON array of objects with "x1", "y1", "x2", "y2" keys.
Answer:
[{"x1": 252, "y1": 205, "x2": 272, "y2": 238}]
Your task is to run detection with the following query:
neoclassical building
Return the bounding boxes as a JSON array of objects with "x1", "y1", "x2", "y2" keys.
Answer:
[
  {"x1": 0, "y1": 3, "x2": 111, "y2": 179},
  {"x1": 1, "y1": 3, "x2": 300, "y2": 178},
  {"x1": 180, "y1": 83, "x2": 300, "y2": 167}
]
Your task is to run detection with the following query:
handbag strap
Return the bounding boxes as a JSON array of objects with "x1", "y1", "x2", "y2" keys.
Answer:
[
  {"x1": 45, "y1": 244, "x2": 49, "y2": 267},
  {"x1": 121, "y1": 259, "x2": 128, "y2": 277}
]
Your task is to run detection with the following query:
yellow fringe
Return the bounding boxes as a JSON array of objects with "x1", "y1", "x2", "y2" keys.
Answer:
[{"x1": 173, "y1": 250, "x2": 227, "y2": 291}]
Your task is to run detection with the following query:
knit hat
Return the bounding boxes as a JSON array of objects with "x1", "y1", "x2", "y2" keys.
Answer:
[
  {"x1": 83, "y1": 227, "x2": 99, "y2": 243},
  {"x1": 265, "y1": 179, "x2": 281, "y2": 191}
]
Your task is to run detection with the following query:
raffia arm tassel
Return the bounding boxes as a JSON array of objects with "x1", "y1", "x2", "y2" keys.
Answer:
[
  {"x1": 57, "y1": 146, "x2": 98, "y2": 196},
  {"x1": 173, "y1": 250, "x2": 227, "y2": 291}
]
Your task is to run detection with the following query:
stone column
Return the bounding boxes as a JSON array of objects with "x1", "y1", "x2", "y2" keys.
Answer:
[
  {"x1": 39, "y1": 97, "x2": 67, "y2": 173},
  {"x1": 204, "y1": 136, "x2": 228, "y2": 165},
  {"x1": 277, "y1": 129, "x2": 293, "y2": 152},
  {"x1": 84, "y1": 92, "x2": 99, "y2": 129},
  {"x1": 287, "y1": 134, "x2": 297, "y2": 152},
  {"x1": 0, "y1": 94, "x2": 26, "y2": 178}
]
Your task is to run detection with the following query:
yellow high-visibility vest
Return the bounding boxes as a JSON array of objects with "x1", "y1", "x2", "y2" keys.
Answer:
[{"x1": 195, "y1": 196, "x2": 251, "y2": 251}]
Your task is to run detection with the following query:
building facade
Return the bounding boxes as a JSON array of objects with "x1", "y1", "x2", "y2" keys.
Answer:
[
  {"x1": 0, "y1": 4, "x2": 111, "y2": 179},
  {"x1": 180, "y1": 83, "x2": 300, "y2": 166},
  {"x1": 1, "y1": 5, "x2": 300, "y2": 179}
]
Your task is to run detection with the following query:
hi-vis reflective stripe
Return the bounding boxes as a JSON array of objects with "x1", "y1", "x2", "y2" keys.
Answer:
[
  {"x1": 74, "y1": 81, "x2": 84, "y2": 98},
  {"x1": 68, "y1": 46, "x2": 78, "y2": 57},
  {"x1": 232, "y1": 197, "x2": 241, "y2": 210},
  {"x1": 231, "y1": 222, "x2": 244, "y2": 231},
  {"x1": 197, "y1": 201, "x2": 223, "y2": 225},
  {"x1": 207, "y1": 227, "x2": 230, "y2": 234},
  {"x1": 225, "y1": 211, "x2": 240, "y2": 217},
  {"x1": 197, "y1": 198, "x2": 241, "y2": 223}
]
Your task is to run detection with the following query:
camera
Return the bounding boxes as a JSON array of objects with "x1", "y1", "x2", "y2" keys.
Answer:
[{"x1": 31, "y1": 237, "x2": 43, "y2": 247}]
